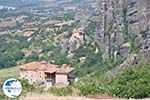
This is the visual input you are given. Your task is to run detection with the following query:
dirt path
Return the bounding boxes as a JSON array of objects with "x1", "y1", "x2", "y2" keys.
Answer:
[
  {"x1": 86, "y1": 94, "x2": 122, "y2": 100},
  {"x1": 20, "y1": 93, "x2": 124, "y2": 100}
]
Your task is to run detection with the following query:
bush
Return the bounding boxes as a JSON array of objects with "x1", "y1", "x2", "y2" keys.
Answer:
[
  {"x1": 108, "y1": 62, "x2": 150, "y2": 99},
  {"x1": 130, "y1": 42, "x2": 140, "y2": 54},
  {"x1": 20, "y1": 79, "x2": 35, "y2": 92},
  {"x1": 84, "y1": 22, "x2": 96, "y2": 36},
  {"x1": 0, "y1": 55, "x2": 16, "y2": 68},
  {"x1": 78, "y1": 84, "x2": 106, "y2": 95},
  {"x1": 25, "y1": 52, "x2": 39, "y2": 63},
  {"x1": 48, "y1": 86, "x2": 73, "y2": 96},
  {"x1": 63, "y1": 11, "x2": 76, "y2": 20},
  {"x1": 0, "y1": 34, "x2": 29, "y2": 69},
  {"x1": 74, "y1": 62, "x2": 150, "y2": 98}
]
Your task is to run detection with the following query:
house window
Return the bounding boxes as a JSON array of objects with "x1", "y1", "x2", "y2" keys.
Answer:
[{"x1": 79, "y1": 32, "x2": 83, "y2": 36}]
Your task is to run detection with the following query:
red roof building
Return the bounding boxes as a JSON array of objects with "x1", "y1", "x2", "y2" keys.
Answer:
[{"x1": 19, "y1": 61, "x2": 74, "y2": 88}]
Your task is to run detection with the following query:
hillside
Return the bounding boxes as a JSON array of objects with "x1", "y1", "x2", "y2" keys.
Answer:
[
  {"x1": 0, "y1": 67, "x2": 19, "y2": 99},
  {"x1": 0, "y1": 67, "x2": 19, "y2": 87},
  {"x1": 0, "y1": 0, "x2": 150, "y2": 99},
  {"x1": 0, "y1": 61, "x2": 149, "y2": 99}
]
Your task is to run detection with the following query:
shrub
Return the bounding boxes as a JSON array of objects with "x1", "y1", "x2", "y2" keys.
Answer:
[
  {"x1": 25, "y1": 52, "x2": 39, "y2": 63},
  {"x1": 108, "y1": 62, "x2": 150, "y2": 99},
  {"x1": 0, "y1": 55, "x2": 16, "y2": 68},
  {"x1": 84, "y1": 22, "x2": 96, "y2": 36},
  {"x1": 78, "y1": 84, "x2": 106, "y2": 95},
  {"x1": 48, "y1": 86, "x2": 73, "y2": 96},
  {"x1": 20, "y1": 79, "x2": 35, "y2": 92},
  {"x1": 130, "y1": 42, "x2": 140, "y2": 54}
]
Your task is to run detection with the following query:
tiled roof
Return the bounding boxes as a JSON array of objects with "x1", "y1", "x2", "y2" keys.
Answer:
[
  {"x1": 19, "y1": 61, "x2": 57, "y2": 73},
  {"x1": 20, "y1": 62, "x2": 74, "y2": 74},
  {"x1": 56, "y1": 64, "x2": 74, "y2": 74}
]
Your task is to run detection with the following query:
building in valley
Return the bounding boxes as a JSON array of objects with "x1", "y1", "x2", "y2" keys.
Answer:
[{"x1": 19, "y1": 61, "x2": 75, "y2": 88}]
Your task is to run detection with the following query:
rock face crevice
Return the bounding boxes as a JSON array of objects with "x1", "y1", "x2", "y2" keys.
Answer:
[
  {"x1": 95, "y1": 0, "x2": 150, "y2": 61},
  {"x1": 94, "y1": 0, "x2": 150, "y2": 77}
]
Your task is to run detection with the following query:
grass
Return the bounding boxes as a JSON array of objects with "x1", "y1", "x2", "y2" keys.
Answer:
[
  {"x1": 0, "y1": 67, "x2": 19, "y2": 99},
  {"x1": 20, "y1": 93, "x2": 91, "y2": 100},
  {"x1": 0, "y1": 67, "x2": 19, "y2": 88}
]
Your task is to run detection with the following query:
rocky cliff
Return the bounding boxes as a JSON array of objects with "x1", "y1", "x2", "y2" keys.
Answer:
[
  {"x1": 95, "y1": 0, "x2": 150, "y2": 61},
  {"x1": 60, "y1": 0, "x2": 149, "y2": 66},
  {"x1": 94, "y1": 0, "x2": 150, "y2": 77}
]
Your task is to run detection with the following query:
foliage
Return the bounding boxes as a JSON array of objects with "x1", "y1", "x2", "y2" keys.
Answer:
[
  {"x1": 19, "y1": 79, "x2": 44, "y2": 98},
  {"x1": 108, "y1": 62, "x2": 150, "y2": 99},
  {"x1": 73, "y1": 44, "x2": 104, "y2": 76},
  {"x1": 77, "y1": 83, "x2": 106, "y2": 95},
  {"x1": 84, "y1": 22, "x2": 96, "y2": 36},
  {"x1": 64, "y1": 11, "x2": 76, "y2": 21},
  {"x1": 140, "y1": 31, "x2": 147, "y2": 39},
  {"x1": 0, "y1": 35, "x2": 28, "y2": 68},
  {"x1": 20, "y1": 79, "x2": 35, "y2": 92},
  {"x1": 73, "y1": 42, "x2": 124, "y2": 76},
  {"x1": 25, "y1": 52, "x2": 39, "y2": 63},
  {"x1": 0, "y1": 55, "x2": 16, "y2": 68},
  {"x1": 72, "y1": 62, "x2": 150, "y2": 99},
  {"x1": 125, "y1": 34, "x2": 140, "y2": 54},
  {"x1": 48, "y1": 86, "x2": 73, "y2": 96},
  {"x1": 130, "y1": 42, "x2": 140, "y2": 54},
  {"x1": 51, "y1": 52, "x2": 69, "y2": 65},
  {"x1": 124, "y1": 19, "x2": 129, "y2": 35}
]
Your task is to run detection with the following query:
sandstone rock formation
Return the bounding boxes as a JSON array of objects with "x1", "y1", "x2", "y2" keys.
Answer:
[
  {"x1": 60, "y1": 0, "x2": 149, "y2": 65},
  {"x1": 60, "y1": 29, "x2": 85, "y2": 58},
  {"x1": 94, "y1": 0, "x2": 150, "y2": 77},
  {"x1": 95, "y1": 0, "x2": 150, "y2": 61}
]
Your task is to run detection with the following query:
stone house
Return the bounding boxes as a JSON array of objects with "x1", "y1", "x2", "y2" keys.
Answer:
[{"x1": 19, "y1": 61, "x2": 75, "y2": 88}]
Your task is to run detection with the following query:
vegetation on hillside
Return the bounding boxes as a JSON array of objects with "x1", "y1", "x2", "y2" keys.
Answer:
[
  {"x1": 108, "y1": 61, "x2": 150, "y2": 98},
  {"x1": 0, "y1": 35, "x2": 28, "y2": 69},
  {"x1": 0, "y1": 66, "x2": 19, "y2": 100},
  {"x1": 47, "y1": 61, "x2": 150, "y2": 99},
  {"x1": 1, "y1": 62, "x2": 147, "y2": 99},
  {"x1": 0, "y1": 0, "x2": 149, "y2": 99}
]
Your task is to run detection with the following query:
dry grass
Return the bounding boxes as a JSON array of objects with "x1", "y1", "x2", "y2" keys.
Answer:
[
  {"x1": 20, "y1": 93, "x2": 94, "y2": 100},
  {"x1": 0, "y1": 67, "x2": 19, "y2": 85},
  {"x1": 55, "y1": 20, "x2": 74, "y2": 26},
  {"x1": 43, "y1": 20, "x2": 61, "y2": 25}
]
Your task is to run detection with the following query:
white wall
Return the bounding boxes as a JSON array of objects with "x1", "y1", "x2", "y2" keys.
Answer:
[{"x1": 55, "y1": 74, "x2": 69, "y2": 86}]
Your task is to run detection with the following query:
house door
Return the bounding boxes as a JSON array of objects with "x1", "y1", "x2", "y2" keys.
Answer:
[{"x1": 46, "y1": 80, "x2": 52, "y2": 88}]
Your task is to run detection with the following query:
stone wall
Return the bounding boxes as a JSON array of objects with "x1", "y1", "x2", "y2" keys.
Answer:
[
  {"x1": 55, "y1": 73, "x2": 69, "y2": 87},
  {"x1": 20, "y1": 69, "x2": 45, "y2": 85}
]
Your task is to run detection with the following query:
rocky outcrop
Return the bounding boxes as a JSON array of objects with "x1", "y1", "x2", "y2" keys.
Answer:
[
  {"x1": 60, "y1": 28, "x2": 85, "y2": 58},
  {"x1": 140, "y1": 38, "x2": 150, "y2": 61},
  {"x1": 114, "y1": 42, "x2": 131, "y2": 59},
  {"x1": 68, "y1": 29, "x2": 85, "y2": 53},
  {"x1": 107, "y1": 54, "x2": 139, "y2": 77},
  {"x1": 93, "y1": 0, "x2": 150, "y2": 77},
  {"x1": 96, "y1": 0, "x2": 126, "y2": 61},
  {"x1": 127, "y1": 0, "x2": 150, "y2": 34},
  {"x1": 95, "y1": 0, "x2": 150, "y2": 61},
  {"x1": 60, "y1": 0, "x2": 149, "y2": 62}
]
